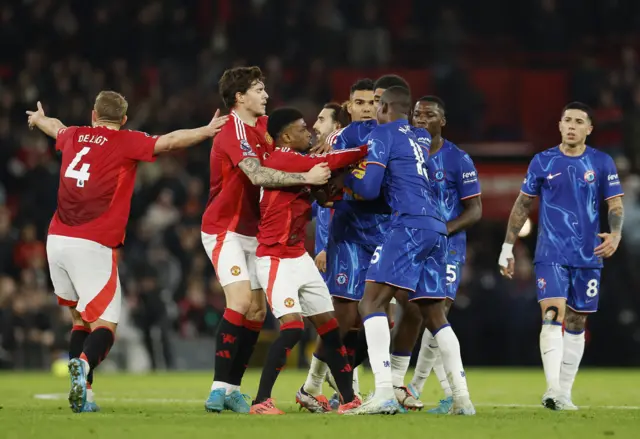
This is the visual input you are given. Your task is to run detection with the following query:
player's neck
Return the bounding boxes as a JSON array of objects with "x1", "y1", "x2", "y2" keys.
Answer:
[
  {"x1": 233, "y1": 107, "x2": 258, "y2": 127},
  {"x1": 559, "y1": 142, "x2": 586, "y2": 157},
  {"x1": 92, "y1": 122, "x2": 120, "y2": 131},
  {"x1": 429, "y1": 135, "x2": 444, "y2": 154}
]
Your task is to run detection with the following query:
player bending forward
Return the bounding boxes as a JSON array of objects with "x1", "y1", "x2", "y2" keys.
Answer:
[
  {"x1": 26, "y1": 92, "x2": 228, "y2": 413},
  {"x1": 201, "y1": 67, "x2": 330, "y2": 413},
  {"x1": 406, "y1": 96, "x2": 482, "y2": 414},
  {"x1": 250, "y1": 108, "x2": 367, "y2": 414},
  {"x1": 498, "y1": 102, "x2": 624, "y2": 410}
]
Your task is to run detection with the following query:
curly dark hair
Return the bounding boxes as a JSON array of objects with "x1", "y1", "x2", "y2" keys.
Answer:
[{"x1": 218, "y1": 66, "x2": 265, "y2": 109}]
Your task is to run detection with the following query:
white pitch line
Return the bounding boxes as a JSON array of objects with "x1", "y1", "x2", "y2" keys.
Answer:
[{"x1": 32, "y1": 394, "x2": 640, "y2": 410}]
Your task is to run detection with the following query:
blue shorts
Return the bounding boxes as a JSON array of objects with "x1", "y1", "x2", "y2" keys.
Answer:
[
  {"x1": 534, "y1": 263, "x2": 601, "y2": 313},
  {"x1": 366, "y1": 226, "x2": 447, "y2": 300},
  {"x1": 326, "y1": 239, "x2": 375, "y2": 301},
  {"x1": 416, "y1": 258, "x2": 462, "y2": 300}
]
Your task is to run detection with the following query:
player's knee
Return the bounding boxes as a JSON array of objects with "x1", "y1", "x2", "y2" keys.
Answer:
[
  {"x1": 246, "y1": 297, "x2": 267, "y2": 322},
  {"x1": 401, "y1": 301, "x2": 422, "y2": 325},
  {"x1": 225, "y1": 294, "x2": 253, "y2": 315},
  {"x1": 541, "y1": 303, "x2": 565, "y2": 324},
  {"x1": 89, "y1": 318, "x2": 117, "y2": 333},
  {"x1": 564, "y1": 309, "x2": 587, "y2": 332},
  {"x1": 68, "y1": 308, "x2": 86, "y2": 327}
]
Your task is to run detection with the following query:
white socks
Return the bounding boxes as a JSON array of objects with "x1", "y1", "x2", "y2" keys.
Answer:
[
  {"x1": 410, "y1": 329, "x2": 438, "y2": 393},
  {"x1": 390, "y1": 353, "x2": 411, "y2": 387},
  {"x1": 303, "y1": 354, "x2": 328, "y2": 396},
  {"x1": 540, "y1": 323, "x2": 564, "y2": 393},
  {"x1": 211, "y1": 381, "x2": 239, "y2": 394},
  {"x1": 433, "y1": 351, "x2": 453, "y2": 398},
  {"x1": 364, "y1": 314, "x2": 394, "y2": 399},
  {"x1": 560, "y1": 330, "x2": 585, "y2": 396},
  {"x1": 353, "y1": 366, "x2": 360, "y2": 394},
  {"x1": 434, "y1": 324, "x2": 469, "y2": 400}
]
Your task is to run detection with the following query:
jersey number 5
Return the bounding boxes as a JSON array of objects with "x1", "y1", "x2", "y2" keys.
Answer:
[
  {"x1": 65, "y1": 147, "x2": 91, "y2": 187},
  {"x1": 409, "y1": 139, "x2": 428, "y2": 180}
]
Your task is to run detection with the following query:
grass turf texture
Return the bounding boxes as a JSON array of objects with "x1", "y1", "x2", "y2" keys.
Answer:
[{"x1": 1, "y1": 368, "x2": 639, "y2": 439}]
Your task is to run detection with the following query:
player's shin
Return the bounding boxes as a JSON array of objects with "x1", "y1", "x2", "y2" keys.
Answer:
[
  {"x1": 410, "y1": 329, "x2": 437, "y2": 394},
  {"x1": 540, "y1": 306, "x2": 564, "y2": 394},
  {"x1": 362, "y1": 313, "x2": 394, "y2": 399},
  {"x1": 303, "y1": 349, "x2": 329, "y2": 396},
  {"x1": 212, "y1": 308, "x2": 244, "y2": 392},
  {"x1": 559, "y1": 329, "x2": 585, "y2": 397},
  {"x1": 229, "y1": 317, "x2": 264, "y2": 389},
  {"x1": 433, "y1": 324, "x2": 469, "y2": 400},
  {"x1": 433, "y1": 350, "x2": 453, "y2": 398},
  {"x1": 255, "y1": 320, "x2": 304, "y2": 404},
  {"x1": 80, "y1": 325, "x2": 115, "y2": 373},
  {"x1": 70, "y1": 325, "x2": 95, "y2": 396},
  {"x1": 343, "y1": 329, "x2": 360, "y2": 394},
  {"x1": 314, "y1": 317, "x2": 355, "y2": 403}
]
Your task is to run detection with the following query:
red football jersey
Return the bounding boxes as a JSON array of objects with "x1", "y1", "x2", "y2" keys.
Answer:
[
  {"x1": 201, "y1": 112, "x2": 273, "y2": 237},
  {"x1": 257, "y1": 146, "x2": 367, "y2": 258},
  {"x1": 48, "y1": 126, "x2": 158, "y2": 248}
]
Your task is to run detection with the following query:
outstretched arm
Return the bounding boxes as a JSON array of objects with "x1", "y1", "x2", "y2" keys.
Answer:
[
  {"x1": 26, "y1": 101, "x2": 66, "y2": 139},
  {"x1": 154, "y1": 110, "x2": 228, "y2": 154},
  {"x1": 238, "y1": 157, "x2": 330, "y2": 187}
]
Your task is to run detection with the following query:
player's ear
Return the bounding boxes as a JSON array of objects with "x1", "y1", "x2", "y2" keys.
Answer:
[
  {"x1": 587, "y1": 123, "x2": 593, "y2": 136},
  {"x1": 91, "y1": 110, "x2": 97, "y2": 125},
  {"x1": 121, "y1": 115, "x2": 128, "y2": 127},
  {"x1": 441, "y1": 116, "x2": 447, "y2": 128},
  {"x1": 346, "y1": 101, "x2": 353, "y2": 115},
  {"x1": 235, "y1": 91, "x2": 244, "y2": 105}
]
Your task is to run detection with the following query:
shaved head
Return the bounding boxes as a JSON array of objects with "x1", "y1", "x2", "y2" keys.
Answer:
[{"x1": 380, "y1": 86, "x2": 412, "y2": 115}]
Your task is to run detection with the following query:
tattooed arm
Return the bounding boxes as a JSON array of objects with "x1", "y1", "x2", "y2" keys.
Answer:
[
  {"x1": 595, "y1": 196, "x2": 624, "y2": 258},
  {"x1": 499, "y1": 193, "x2": 536, "y2": 278},
  {"x1": 504, "y1": 193, "x2": 535, "y2": 244},
  {"x1": 238, "y1": 157, "x2": 330, "y2": 188}
]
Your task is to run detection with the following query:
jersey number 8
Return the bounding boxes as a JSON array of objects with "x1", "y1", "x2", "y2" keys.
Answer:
[
  {"x1": 65, "y1": 147, "x2": 91, "y2": 187},
  {"x1": 586, "y1": 279, "x2": 599, "y2": 298},
  {"x1": 409, "y1": 139, "x2": 428, "y2": 180}
]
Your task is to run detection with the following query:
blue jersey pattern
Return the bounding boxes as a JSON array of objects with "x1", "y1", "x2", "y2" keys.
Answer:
[
  {"x1": 346, "y1": 119, "x2": 446, "y2": 233},
  {"x1": 521, "y1": 146, "x2": 623, "y2": 268},
  {"x1": 427, "y1": 140, "x2": 481, "y2": 263},
  {"x1": 328, "y1": 120, "x2": 391, "y2": 247}
]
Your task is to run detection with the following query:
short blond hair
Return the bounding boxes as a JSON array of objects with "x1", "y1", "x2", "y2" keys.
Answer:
[{"x1": 94, "y1": 91, "x2": 128, "y2": 123}]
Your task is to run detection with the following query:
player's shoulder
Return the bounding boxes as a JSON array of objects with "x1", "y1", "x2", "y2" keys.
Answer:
[{"x1": 586, "y1": 145, "x2": 614, "y2": 162}]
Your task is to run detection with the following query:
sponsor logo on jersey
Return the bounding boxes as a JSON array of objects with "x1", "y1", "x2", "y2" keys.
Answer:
[
  {"x1": 537, "y1": 277, "x2": 546, "y2": 290},
  {"x1": 284, "y1": 298, "x2": 295, "y2": 308},
  {"x1": 584, "y1": 170, "x2": 596, "y2": 183},
  {"x1": 336, "y1": 273, "x2": 348, "y2": 285},
  {"x1": 230, "y1": 266, "x2": 242, "y2": 276}
]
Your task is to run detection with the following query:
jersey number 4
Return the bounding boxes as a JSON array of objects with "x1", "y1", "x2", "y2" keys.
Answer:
[
  {"x1": 64, "y1": 147, "x2": 91, "y2": 187},
  {"x1": 409, "y1": 139, "x2": 428, "y2": 180}
]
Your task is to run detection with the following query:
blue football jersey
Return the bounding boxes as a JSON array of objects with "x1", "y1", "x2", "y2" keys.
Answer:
[
  {"x1": 347, "y1": 119, "x2": 446, "y2": 234},
  {"x1": 314, "y1": 204, "x2": 332, "y2": 254},
  {"x1": 327, "y1": 120, "x2": 391, "y2": 247},
  {"x1": 428, "y1": 140, "x2": 481, "y2": 263},
  {"x1": 521, "y1": 146, "x2": 623, "y2": 268}
]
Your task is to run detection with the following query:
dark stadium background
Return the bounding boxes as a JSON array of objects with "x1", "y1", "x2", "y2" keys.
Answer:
[{"x1": 1, "y1": 0, "x2": 640, "y2": 371}]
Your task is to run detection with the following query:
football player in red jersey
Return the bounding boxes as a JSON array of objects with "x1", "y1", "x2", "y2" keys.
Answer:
[
  {"x1": 202, "y1": 67, "x2": 331, "y2": 413},
  {"x1": 26, "y1": 91, "x2": 228, "y2": 413},
  {"x1": 247, "y1": 107, "x2": 365, "y2": 415}
]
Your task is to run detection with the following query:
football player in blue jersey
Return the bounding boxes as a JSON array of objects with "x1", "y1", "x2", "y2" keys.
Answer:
[
  {"x1": 498, "y1": 102, "x2": 624, "y2": 411},
  {"x1": 298, "y1": 75, "x2": 425, "y2": 412},
  {"x1": 404, "y1": 96, "x2": 482, "y2": 414},
  {"x1": 344, "y1": 86, "x2": 474, "y2": 415}
]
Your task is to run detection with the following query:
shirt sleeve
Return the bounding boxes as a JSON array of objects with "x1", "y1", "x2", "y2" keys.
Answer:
[
  {"x1": 520, "y1": 155, "x2": 543, "y2": 197},
  {"x1": 216, "y1": 129, "x2": 258, "y2": 166},
  {"x1": 264, "y1": 146, "x2": 367, "y2": 173},
  {"x1": 457, "y1": 153, "x2": 481, "y2": 200},
  {"x1": 343, "y1": 127, "x2": 390, "y2": 200},
  {"x1": 55, "y1": 126, "x2": 77, "y2": 152},
  {"x1": 121, "y1": 130, "x2": 160, "y2": 162},
  {"x1": 601, "y1": 154, "x2": 624, "y2": 200}
]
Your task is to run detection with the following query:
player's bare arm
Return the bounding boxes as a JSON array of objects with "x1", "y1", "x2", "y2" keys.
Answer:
[
  {"x1": 446, "y1": 196, "x2": 482, "y2": 235},
  {"x1": 154, "y1": 110, "x2": 228, "y2": 154},
  {"x1": 499, "y1": 193, "x2": 536, "y2": 278},
  {"x1": 26, "y1": 101, "x2": 66, "y2": 138},
  {"x1": 238, "y1": 157, "x2": 330, "y2": 187},
  {"x1": 594, "y1": 196, "x2": 624, "y2": 258}
]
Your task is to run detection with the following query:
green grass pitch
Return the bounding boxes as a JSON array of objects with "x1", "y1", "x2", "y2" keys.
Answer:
[{"x1": 1, "y1": 368, "x2": 639, "y2": 439}]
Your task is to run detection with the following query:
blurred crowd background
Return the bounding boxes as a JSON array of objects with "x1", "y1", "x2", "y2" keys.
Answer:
[{"x1": 2, "y1": 0, "x2": 640, "y2": 371}]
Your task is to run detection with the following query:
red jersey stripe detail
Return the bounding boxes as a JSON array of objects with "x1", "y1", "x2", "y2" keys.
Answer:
[
  {"x1": 81, "y1": 250, "x2": 118, "y2": 323},
  {"x1": 211, "y1": 231, "x2": 227, "y2": 272},
  {"x1": 265, "y1": 257, "x2": 280, "y2": 306}
]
